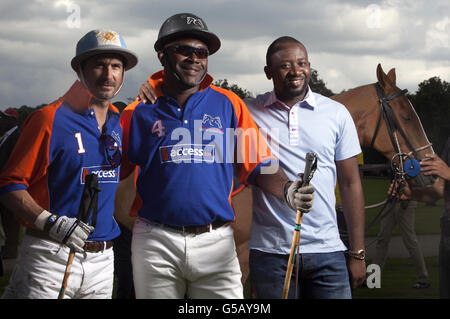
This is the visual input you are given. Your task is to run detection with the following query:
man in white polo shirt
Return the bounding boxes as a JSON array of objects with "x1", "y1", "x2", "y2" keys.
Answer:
[{"x1": 246, "y1": 36, "x2": 366, "y2": 298}]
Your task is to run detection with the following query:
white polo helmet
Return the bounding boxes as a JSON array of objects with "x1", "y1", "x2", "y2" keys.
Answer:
[{"x1": 71, "y1": 29, "x2": 138, "y2": 71}]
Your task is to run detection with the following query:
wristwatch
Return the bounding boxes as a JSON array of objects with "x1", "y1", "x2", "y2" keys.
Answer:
[{"x1": 348, "y1": 249, "x2": 366, "y2": 261}]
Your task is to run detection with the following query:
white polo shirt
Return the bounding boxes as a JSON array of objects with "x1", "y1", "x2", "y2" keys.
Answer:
[{"x1": 245, "y1": 88, "x2": 361, "y2": 254}]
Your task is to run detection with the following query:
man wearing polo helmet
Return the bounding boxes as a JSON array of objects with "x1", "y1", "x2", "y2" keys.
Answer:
[
  {"x1": 119, "y1": 13, "x2": 314, "y2": 299},
  {"x1": 0, "y1": 29, "x2": 137, "y2": 299}
]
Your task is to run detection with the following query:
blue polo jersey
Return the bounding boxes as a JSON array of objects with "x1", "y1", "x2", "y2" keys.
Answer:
[
  {"x1": 0, "y1": 81, "x2": 121, "y2": 241},
  {"x1": 122, "y1": 71, "x2": 276, "y2": 227}
]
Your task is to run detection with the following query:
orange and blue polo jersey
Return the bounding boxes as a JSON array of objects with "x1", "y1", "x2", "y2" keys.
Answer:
[
  {"x1": 0, "y1": 81, "x2": 121, "y2": 241},
  {"x1": 121, "y1": 70, "x2": 277, "y2": 226}
]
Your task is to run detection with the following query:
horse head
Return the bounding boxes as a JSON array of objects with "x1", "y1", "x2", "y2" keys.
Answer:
[{"x1": 332, "y1": 63, "x2": 435, "y2": 188}]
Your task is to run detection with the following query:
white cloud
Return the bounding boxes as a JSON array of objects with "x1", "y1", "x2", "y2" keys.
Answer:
[
  {"x1": 0, "y1": 0, "x2": 448, "y2": 109},
  {"x1": 425, "y1": 17, "x2": 450, "y2": 53}
]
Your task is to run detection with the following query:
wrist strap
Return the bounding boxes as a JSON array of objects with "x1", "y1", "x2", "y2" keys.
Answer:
[
  {"x1": 34, "y1": 210, "x2": 52, "y2": 231},
  {"x1": 43, "y1": 214, "x2": 60, "y2": 234}
]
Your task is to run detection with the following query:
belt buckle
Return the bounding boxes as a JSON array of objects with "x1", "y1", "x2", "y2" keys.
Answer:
[
  {"x1": 180, "y1": 224, "x2": 213, "y2": 235},
  {"x1": 198, "y1": 224, "x2": 212, "y2": 235}
]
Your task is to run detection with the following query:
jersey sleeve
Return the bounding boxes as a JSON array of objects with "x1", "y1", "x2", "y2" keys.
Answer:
[
  {"x1": 211, "y1": 86, "x2": 278, "y2": 185},
  {"x1": 335, "y1": 106, "x2": 362, "y2": 161},
  {"x1": 120, "y1": 72, "x2": 165, "y2": 180},
  {"x1": 0, "y1": 105, "x2": 56, "y2": 196}
]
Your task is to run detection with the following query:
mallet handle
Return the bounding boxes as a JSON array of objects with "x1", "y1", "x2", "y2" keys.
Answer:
[
  {"x1": 58, "y1": 250, "x2": 75, "y2": 299},
  {"x1": 282, "y1": 211, "x2": 303, "y2": 299},
  {"x1": 282, "y1": 152, "x2": 318, "y2": 299}
]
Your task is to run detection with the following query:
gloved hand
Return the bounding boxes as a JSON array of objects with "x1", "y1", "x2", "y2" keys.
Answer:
[
  {"x1": 36, "y1": 211, "x2": 94, "y2": 253},
  {"x1": 284, "y1": 176, "x2": 315, "y2": 213}
]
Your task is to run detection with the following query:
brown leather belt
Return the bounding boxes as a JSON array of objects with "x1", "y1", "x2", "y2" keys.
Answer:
[
  {"x1": 26, "y1": 228, "x2": 113, "y2": 253},
  {"x1": 162, "y1": 220, "x2": 228, "y2": 235},
  {"x1": 84, "y1": 240, "x2": 113, "y2": 252}
]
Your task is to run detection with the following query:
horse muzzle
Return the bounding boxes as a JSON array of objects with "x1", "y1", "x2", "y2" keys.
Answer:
[{"x1": 403, "y1": 158, "x2": 436, "y2": 188}]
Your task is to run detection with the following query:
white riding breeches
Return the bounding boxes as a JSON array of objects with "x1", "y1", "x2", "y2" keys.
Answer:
[{"x1": 131, "y1": 218, "x2": 243, "y2": 299}]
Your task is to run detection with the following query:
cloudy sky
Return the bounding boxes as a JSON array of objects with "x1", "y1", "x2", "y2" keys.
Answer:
[{"x1": 0, "y1": 0, "x2": 449, "y2": 111}]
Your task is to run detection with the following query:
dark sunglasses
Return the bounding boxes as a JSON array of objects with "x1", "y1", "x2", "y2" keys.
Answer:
[
  {"x1": 100, "y1": 134, "x2": 121, "y2": 169},
  {"x1": 165, "y1": 44, "x2": 209, "y2": 59}
]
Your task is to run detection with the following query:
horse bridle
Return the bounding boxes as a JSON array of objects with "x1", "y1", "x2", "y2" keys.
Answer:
[
  {"x1": 369, "y1": 83, "x2": 433, "y2": 175},
  {"x1": 362, "y1": 82, "x2": 433, "y2": 235},
  {"x1": 370, "y1": 83, "x2": 429, "y2": 157}
]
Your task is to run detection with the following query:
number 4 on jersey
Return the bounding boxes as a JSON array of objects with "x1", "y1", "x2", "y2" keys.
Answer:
[{"x1": 152, "y1": 120, "x2": 165, "y2": 137}]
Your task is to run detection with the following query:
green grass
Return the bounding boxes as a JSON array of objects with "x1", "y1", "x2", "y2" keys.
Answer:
[
  {"x1": 362, "y1": 177, "x2": 443, "y2": 236},
  {"x1": 0, "y1": 274, "x2": 9, "y2": 296},
  {"x1": 356, "y1": 177, "x2": 442, "y2": 299},
  {"x1": 353, "y1": 256, "x2": 439, "y2": 299}
]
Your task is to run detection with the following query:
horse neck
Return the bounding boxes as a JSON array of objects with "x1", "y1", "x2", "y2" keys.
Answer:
[{"x1": 331, "y1": 84, "x2": 378, "y2": 148}]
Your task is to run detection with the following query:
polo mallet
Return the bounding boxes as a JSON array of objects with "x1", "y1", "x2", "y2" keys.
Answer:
[
  {"x1": 57, "y1": 173, "x2": 101, "y2": 299},
  {"x1": 282, "y1": 152, "x2": 318, "y2": 299}
]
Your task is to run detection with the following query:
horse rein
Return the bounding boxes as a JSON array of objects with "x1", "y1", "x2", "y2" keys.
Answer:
[{"x1": 362, "y1": 83, "x2": 432, "y2": 235}]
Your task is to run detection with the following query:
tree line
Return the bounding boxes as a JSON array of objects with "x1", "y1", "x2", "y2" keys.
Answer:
[{"x1": 5, "y1": 69, "x2": 449, "y2": 162}]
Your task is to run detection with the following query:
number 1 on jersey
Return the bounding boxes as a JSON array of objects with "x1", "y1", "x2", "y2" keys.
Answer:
[{"x1": 75, "y1": 132, "x2": 86, "y2": 154}]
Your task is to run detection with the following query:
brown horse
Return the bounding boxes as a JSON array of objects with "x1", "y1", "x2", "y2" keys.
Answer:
[
  {"x1": 332, "y1": 64, "x2": 434, "y2": 178},
  {"x1": 231, "y1": 63, "x2": 435, "y2": 286}
]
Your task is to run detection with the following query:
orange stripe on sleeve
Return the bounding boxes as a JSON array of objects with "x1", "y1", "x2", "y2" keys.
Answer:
[
  {"x1": 210, "y1": 86, "x2": 277, "y2": 185},
  {"x1": 120, "y1": 99, "x2": 141, "y2": 180},
  {"x1": 0, "y1": 101, "x2": 60, "y2": 209}
]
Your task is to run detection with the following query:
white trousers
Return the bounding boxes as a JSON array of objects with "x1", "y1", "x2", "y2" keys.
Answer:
[
  {"x1": 2, "y1": 234, "x2": 114, "y2": 299},
  {"x1": 131, "y1": 218, "x2": 243, "y2": 299}
]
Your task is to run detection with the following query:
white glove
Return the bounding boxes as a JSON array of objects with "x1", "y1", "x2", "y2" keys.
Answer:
[
  {"x1": 284, "y1": 177, "x2": 315, "y2": 213},
  {"x1": 35, "y1": 210, "x2": 94, "y2": 253}
]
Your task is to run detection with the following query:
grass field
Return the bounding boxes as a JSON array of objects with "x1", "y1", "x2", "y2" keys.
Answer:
[
  {"x1": 353, "y1": 256, "x2": 439, "y2": 299},
  {"x1": 362, "y1": 176, "x2": 443, "y2": 236},
  {"x1": 0, "y1": 177, "x2": 444, "y2": 299},
  {"x1": 356, "y1": 176, "x2": 442, "y2": 299}
]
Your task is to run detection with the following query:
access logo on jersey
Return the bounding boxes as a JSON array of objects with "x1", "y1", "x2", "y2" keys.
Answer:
[
  {"x1": 80, "y1": 165, "x2": 120, "y2": 184},
  {"x1": 159, "y1": 144, "x2": 215, "y2": 164}
]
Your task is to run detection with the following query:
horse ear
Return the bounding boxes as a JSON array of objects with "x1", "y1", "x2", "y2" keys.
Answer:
[
  {"x1": 376, "y1": 63, "x2": 385, "y2": 87},
  {"x1": 386, "y1": 68, "x2": 396, "y2": 85}
]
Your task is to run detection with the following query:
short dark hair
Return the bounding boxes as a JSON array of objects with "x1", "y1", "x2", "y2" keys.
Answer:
[{"x1": 266, "y1": 36, "x2": 305, "y2": 66}]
